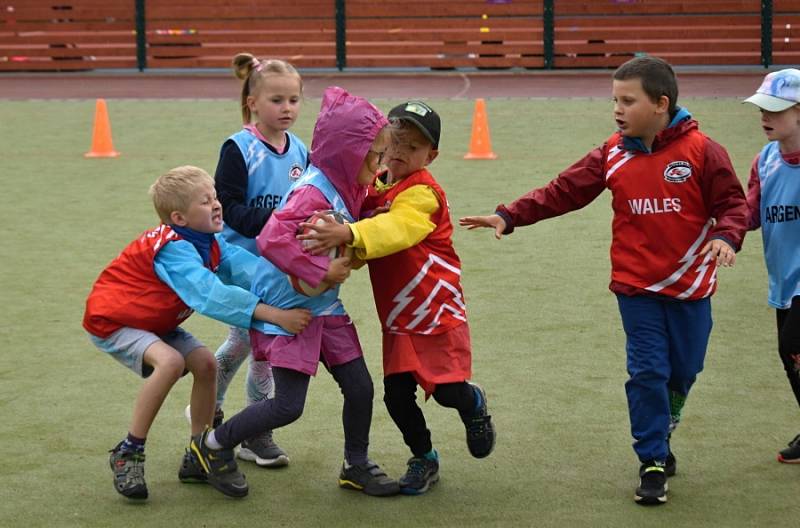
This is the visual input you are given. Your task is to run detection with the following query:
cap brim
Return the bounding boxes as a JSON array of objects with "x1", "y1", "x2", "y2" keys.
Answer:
[{"x1": 743, "y1": 93, "x2": 798, "y2": 112}]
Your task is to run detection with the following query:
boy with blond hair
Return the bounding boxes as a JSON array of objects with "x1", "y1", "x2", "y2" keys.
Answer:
[
  {"x1": 83, "y1": 165, "x2": 310, "y2": 500},
  {"x1": 461, "y1": 56, "x2": 747, "y2": 505}
]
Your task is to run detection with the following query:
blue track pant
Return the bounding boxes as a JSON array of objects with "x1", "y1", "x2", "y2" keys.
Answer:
[{"x1": 616, "y1": 294, "x2": 712, "y2": 463}]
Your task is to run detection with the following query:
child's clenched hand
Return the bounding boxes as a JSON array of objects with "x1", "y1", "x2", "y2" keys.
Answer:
[{"x1": 324, "y1": 256, "x2": 352, "y2": 284}]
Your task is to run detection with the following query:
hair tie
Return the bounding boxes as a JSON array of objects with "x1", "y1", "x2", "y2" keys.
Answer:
[{"x1": 252, "y1": 58, "x2": 263, "y2": 72}]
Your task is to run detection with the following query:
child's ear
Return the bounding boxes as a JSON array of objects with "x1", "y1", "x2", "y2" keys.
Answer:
[
  {"x1": 426, "y1": 149, "x2": 439, "y2": 165},
  {"x1": 246, "y1": 95, "x2": 257, "y2": 113},
  {"x1": 656, "y1": 95, "x2": 670, "y2": 115},
  {"x1": 170, "y1": 210, "x2": 188, "y2": 226}
]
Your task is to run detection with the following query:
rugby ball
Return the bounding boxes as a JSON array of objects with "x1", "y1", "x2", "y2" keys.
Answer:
[{"x1": 289, "y1": 210, "x2": 352, "y2": 296}]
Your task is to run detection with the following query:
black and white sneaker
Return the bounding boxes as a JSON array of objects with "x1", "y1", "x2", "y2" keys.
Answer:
[{"x1": 635, "y1": 461, "x2": 668, "y2": 505}]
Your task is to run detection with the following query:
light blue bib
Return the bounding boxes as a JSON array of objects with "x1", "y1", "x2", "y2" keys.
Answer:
[
  {"x1": 758, "y1": 141, "x2": 800, "y2": 308},
  {"x1": 221, "y1": 129, "x2": 307, "y2": 254},
  {"x1": 251, "y1": 166, "x2": 354, "y2": 335}
]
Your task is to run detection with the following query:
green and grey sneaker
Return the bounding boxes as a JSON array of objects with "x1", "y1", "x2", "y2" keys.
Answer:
[
  {"x1": 399, "y1": 451, "x2": 440, "y2": 495},
  {"x1": 190, "y1": 428, "x2": 248, "y2": 498},
  {"x1": 239, "y1": 431, "x2": 289, "y2": 468},
  {"x1": 778, "y1": 433, "x2": 800, "y2": 463},
  {"x1": 178, "y1": 448, "x2": 207, "y2": 483},
  {"x1": 109, "y1": 444, "x2": 148, "y2": 500},
  {"x1": 338, "y1": 460, "x2": 400, "y2": 496},
  {"x1": 634, "y1": 461, "x2": 668, "y2": 505}
]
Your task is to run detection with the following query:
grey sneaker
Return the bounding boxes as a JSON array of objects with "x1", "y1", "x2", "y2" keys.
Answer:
[
  {"x1": 238, "y1": 431, "x2": 289, "y2": 468},
  {"x1": 338, "y1": 460, "x2": 400, "y2": 496},
  {"x1": 190, "y1": 428, "x2": 248, "y2": 498},
  {"x1": 109, "y1": 444, "x2": 148, "y2": 500},
  {"x1": 178, "y1": 448, "x2": 207, "y2": 483},
  {"x1": 778, "y1": 433, "x2": 800, "y2": 463}
]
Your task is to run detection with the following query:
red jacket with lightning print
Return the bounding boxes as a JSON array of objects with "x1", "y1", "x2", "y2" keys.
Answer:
[{"x1": 363, "y1": 168, "x2": 467, "y2": 334}]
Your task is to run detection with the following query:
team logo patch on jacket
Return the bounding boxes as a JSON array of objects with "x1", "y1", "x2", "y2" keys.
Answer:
[
  {"x1": 289, "y1": 163, "x2": 303, "y2": 180},
  {"x1": 664, "y1": 161, "x2": 692, "y2": 183}
]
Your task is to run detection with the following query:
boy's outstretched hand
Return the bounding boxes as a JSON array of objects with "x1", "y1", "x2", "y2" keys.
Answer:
[
  {"x1": 324, "y1": 256, "x2": 352, "y2": 284},
  {"x1": 297, "y1": 215, "x2": 353, "y2": 256},
  {"x1": 254, "y1": 305, "x2": 312, "y2": 334},
  {"x1": 275, "y1": 308, "x2": 313, "y2": 335},
  {"x1": 700, "y1": 238, "x2": 736, "y2": 267},
  {"x1": 459, "y1": 214, "x2": 507, "y2": 240}
]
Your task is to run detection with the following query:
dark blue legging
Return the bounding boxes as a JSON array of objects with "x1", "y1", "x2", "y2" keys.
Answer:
[
  {"x1": 776, "y1": 296, "x2": 800, "y2": 408},
  {"x1": 212, "y1": 357, "x2": 374, "y2": 464}
]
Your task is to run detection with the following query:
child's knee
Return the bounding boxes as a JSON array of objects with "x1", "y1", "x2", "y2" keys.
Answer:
[
  {"x1": 334, "y1": 359, "x2": 374, "y2": 401},
  {"x1": 274, "y1": 398, "x2": 305, "y2": 425},
  {"x1": 667, "y1": 369, "x2": 698, "y2": 391},
  {"x1": 216, "y1": 330, "x2": 251, "y2": 361},
  {"x1": 626, "y1": 368, "x2": 669, "y2": 392},
  {"x1": 383, "y1": 375, "x2": 416, "y2": 400},
  {"x1": 229, "y1": 328, "x2": 251, "y2": 353},
  {"x1": 153, "y1": 354, "x2": 185, "y2": 382},
  {"x1": 192, "y1": 352, "x2": 218, "y2": 381},
  {"x1": 779, "y1": 336, "x2": 800, "y2": 359},
  {"x1": 344, "y1": 375, "x2": 374, "y2": 403},
  {"x1": 383, "y1": 385, "x2": 410, "y2": 411}
]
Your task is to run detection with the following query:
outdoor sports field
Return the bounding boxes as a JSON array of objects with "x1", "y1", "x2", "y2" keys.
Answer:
[{"x1": 2, "y1": 71, "x2": 798, "y2": 527}]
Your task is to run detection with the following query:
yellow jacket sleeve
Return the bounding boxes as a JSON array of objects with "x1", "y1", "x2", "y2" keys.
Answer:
[{"x1": 350, "y1": 184, "x2": 439, "y2": 260}]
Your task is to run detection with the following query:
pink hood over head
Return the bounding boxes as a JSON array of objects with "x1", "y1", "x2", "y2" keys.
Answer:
[{"x1": 309, "y1": 86, "x2": 388, "y2": 217}]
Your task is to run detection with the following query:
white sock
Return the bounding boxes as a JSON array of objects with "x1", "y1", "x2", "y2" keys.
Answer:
[{"x1": 205, "y1": 430, "x2": 223, "y2": 450}]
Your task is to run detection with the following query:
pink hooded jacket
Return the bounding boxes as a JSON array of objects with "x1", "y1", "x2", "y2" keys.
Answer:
[{"x1": 256, "y1": 86, "x2": 388, "y2": 287}]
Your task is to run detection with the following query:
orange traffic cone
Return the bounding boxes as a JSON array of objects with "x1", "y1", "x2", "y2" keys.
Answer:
[
  {"x1": 463, "y1": 98, "x2": 497, "y2": 160},
  {"x1": 84, "y1": 98, "x2": 120, "y2": 158}
]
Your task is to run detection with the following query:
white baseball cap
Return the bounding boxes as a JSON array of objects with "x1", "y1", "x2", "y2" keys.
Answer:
[{"x1": 744, "y1": 68, "x2": 800, "y2": 112}]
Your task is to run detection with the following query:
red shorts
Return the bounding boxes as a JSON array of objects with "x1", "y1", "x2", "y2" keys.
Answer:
[{"x1": 383, "y1": 322, "x2": 472, "y2": 396}]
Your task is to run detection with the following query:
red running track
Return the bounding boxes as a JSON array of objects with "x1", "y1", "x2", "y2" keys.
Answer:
[{"x1": 0, "y1": 70, "x2": 768, "y2": 100}]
